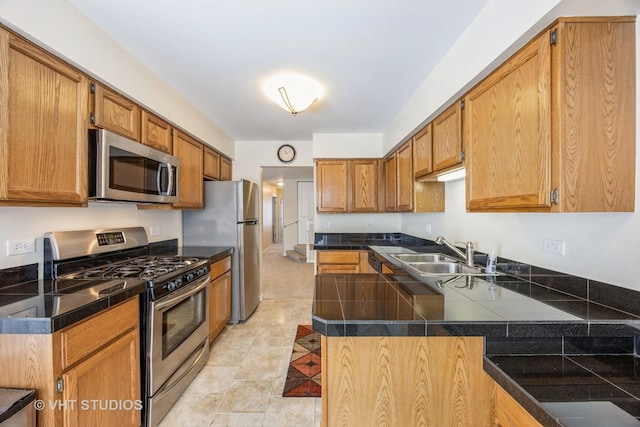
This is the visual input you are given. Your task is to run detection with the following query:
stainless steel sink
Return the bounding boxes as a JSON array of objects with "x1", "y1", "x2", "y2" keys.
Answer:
[
  {"x1": 389, "y1": 253, "x2": 459, "y2": 264},
  {"x1": 405, "y1": 262, "x2": 485, "y2": 276}
]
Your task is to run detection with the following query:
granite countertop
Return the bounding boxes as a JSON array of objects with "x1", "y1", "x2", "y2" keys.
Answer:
[
  {"x1": 312, "y1": 235, "x2": 640, "y2": 426},
  {"x1": 0, "y1": 245, "x2": 233, "y2": 334}
]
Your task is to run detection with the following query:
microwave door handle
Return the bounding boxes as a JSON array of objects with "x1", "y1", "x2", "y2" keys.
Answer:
[{"x1": 157, "y1": 163, "x2": 174, "y2": 196}]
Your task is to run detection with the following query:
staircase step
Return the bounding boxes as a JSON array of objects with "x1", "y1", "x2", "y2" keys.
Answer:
[
  {"x1": 294, "y1": 244, "x2": 308, "y2": 256},
  {"x1": 286, "y1": 249, "x2": 306, "y2": 263}
]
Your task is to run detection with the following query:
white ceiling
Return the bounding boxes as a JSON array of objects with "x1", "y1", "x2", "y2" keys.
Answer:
[{"x1": 68, "y1": 0, "x2": 489, "y2": 141}]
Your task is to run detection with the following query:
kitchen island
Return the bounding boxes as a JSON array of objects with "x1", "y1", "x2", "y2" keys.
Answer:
[{"x1": 313, "y1": 239, "x2": 640, "y2": 427}]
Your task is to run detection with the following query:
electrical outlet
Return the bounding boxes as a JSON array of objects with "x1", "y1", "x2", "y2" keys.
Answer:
[
  {"x1": 7, "y1": 239, "x2": 36, "y2": 256},
  {"x1": 425, "y1": 224, "x2": 432, "y2": 235},
  {"x1": 150, "y1": 226, "x2": 161, "y2": 237},
  {"x1": 543, "y1": 239, "x2": 565, "y2": 256},
  {"x1": 325, "y1": 221, "x2": 331, "y2": 229},
  {"x1": 366, "y1": 222, "x2": 375, "y2": 229}
]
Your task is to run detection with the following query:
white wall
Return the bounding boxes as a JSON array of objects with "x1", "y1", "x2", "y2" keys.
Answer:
[
  {"x1": 313, "y1": 133, "x2": 383, "y2": 158},
  {"x1": 262, "y1": 183, "x2": 277, "y2": 250},
  {"x1": 0, "y1": 0, "x2": 234, "y2": 157},
  {"x1": 0, "y1": 204, "x2": 182, "y2": 273}
]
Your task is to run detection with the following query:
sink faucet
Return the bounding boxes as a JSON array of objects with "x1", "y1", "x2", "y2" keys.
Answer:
[{"x1": 435, "y1": 236, "x2": 475, "y2": 266}]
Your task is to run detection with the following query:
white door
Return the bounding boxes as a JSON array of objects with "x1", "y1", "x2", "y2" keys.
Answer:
[{"x1": 297, "y1": 181, "x2": 314, "y2": 245}]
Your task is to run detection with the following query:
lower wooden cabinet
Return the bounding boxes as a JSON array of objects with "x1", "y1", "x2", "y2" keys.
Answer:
[
  {"x1": 321, "y1": 336, "x2": 495, "y2": 426},
  {"x1": 0, "y1": 297, "x2": 141, "y2": 427},
  {"x1": 495, "y1": 383, "x2": 542, "y2": 427},
  {"x1": 316, "y1": 250, "x2": 369, "y2": 274},
  {"x1": 209, "y1": 256, "x2": 231, "y2": 344}
]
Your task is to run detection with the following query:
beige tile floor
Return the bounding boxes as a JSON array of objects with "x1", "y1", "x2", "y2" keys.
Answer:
[{"x1": 159, "y1": 244, "x2": 319, "y2": 427}]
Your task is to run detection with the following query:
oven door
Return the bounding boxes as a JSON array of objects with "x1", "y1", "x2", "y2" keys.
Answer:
[{"x1": 148, "y1": 274, "x2": 209, "y2": 396}]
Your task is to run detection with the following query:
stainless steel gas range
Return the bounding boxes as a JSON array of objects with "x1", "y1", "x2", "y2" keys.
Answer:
[{"x1": 44, "y1": 227, "x2": 210, "y2": 427}]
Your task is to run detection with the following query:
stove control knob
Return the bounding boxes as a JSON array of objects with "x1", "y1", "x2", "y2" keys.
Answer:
[
  {"x1": 167, "y1": 281, "x2": 177, "y2": 291},
  {"x1": 186, "y1": 273, "x2": 195, "y2": 282}
]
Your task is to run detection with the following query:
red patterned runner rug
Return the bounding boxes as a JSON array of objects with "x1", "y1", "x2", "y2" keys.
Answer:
[{"x1": 282, "y1": 325, "x2": 322, "y2": 397}]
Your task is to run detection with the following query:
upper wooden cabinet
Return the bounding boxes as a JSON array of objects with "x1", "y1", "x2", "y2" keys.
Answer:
[
  {"x1": 413, "y1": 123, "x2": 433, "y2": 178},
  {"x1": 90, "y1": 82, "x2": 140, "y2": 141},
  {"x1": 0, "y1": 27, "x2": 88, "y2": 206},
  {"x1": 350, "y1": 159, "x2": 382, "y2": 213},
  {"x1": 465, "y1": 17, "x2": 635, "y2": 212},
  {"x1": 141, "y1": 110, "x2": 172, "y2": 153},
  {"x1": 220, "y1": 157, "x2": 232, "y2": 181},
  {"x1": 384, "y1": 154, "x2": 397, "y2": 212},
  {"x1": 433, "y1": 100, "x2": 463, "y2": 173},
  {"x1": 316, "y1": 159, "x2": 382, "y2": 213},
  {"x1": 203, "y1": 147, "x2": 221, "y2": 180},
  {"x1": 173, "y1": 130, "x2": 204, "y2": 209},
  {"x1": 396, "y1": 140, "x2": 414, "y2": 211},
  {"x1": 204, "y1": 146, "x2": 232, "y2": 181},
  {"x1": 316, "y1": 160, "x2": 349, "y2": 213}
]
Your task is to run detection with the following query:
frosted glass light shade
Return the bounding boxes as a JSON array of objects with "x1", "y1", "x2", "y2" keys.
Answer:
[{"x1": 263, "y1": 73, "x2": 323, "y2": 115}]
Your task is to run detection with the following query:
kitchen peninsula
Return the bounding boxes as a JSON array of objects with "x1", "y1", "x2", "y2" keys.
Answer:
[{"x1": 313, "y1": 234, "x2": 640, "y2": 427}]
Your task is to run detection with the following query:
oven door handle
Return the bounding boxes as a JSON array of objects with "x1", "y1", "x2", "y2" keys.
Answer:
[{"x1": 155, "y1": 275, "x2": 210, "y2": 311}]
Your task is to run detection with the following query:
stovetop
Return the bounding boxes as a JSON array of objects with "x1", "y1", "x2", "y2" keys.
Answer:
[{"x1": 61, "y1": 255, "x2": 204, "y2": 282}]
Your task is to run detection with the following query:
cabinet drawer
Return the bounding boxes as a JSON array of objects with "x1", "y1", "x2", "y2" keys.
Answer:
[
  {"x1": 317, "y1": 264, "x2": 360, "y2": 274},
  {"x1": 210, "y1": 256, "x2": 231, "y2": 279},
  {"x1": 317, "y1": 251, "x2": 360, "y2": 264},
  {"x1": 59, "y1": 297, "x2": 139, "y2": 370}
]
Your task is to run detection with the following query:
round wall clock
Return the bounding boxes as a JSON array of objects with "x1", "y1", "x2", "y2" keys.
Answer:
[{"x1": 277, "y1": 144, "x2": 296, "y2": 163}]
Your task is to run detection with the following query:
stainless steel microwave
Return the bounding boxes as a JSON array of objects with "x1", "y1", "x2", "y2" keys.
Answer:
[{"x1": 88, "y1": 129, "x2": 179, "y2": 204}]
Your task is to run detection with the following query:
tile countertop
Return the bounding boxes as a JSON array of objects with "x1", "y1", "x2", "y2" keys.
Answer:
[
  {"x1": 0, "y1": 245, "x2": 233, "y2": 334},
  {"x1": 312, "y1": 240, "x2": 640, "y2": 427}
]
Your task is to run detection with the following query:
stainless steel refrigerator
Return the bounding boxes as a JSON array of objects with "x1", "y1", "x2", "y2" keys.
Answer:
[{"x1": 183, "y1": 179, "x2": 260, "y2": 323}]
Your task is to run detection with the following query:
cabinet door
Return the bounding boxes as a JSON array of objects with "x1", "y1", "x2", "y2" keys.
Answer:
[
  {"x1": 349, "y1": 159, "x2": 379, "y2": 212},
  {"x1": 141, "y1": 110, "x2": 172, "y2": 153},
  {"x1": 92, "y1": 83, "x2": 140, "y2": 141},
  {"x1": 173, "y1": 130, "x2": 204, "y2": 209},
  {"x1": 384, "y1": 155, "x2": 397, "y2": 212},
  {"x1": 210, "y1": 271, "x2": 231, "y2": 343},
  {"x1": 0, "y1": 28, "x2": 88, "y2": 205},
  {"x1": 432, "y1": 101, "x2": 463, "y2": 172},
  {"x1": 220, "y1": 156, "x2": 232, "y2": 181},
  {"x1": 203, "y1": 147, "x2": 221, "y2": 180},
  {"x1": 316, "y1": 160, "x2": 348, "y2": 213},
  {"x1": 62, "y1": 328, "x2": 141, "y2": 427},
  {"x1": 413, "y1": 123, "x2": 433, "y2": 178},
  {"x1": 396, "y1": 140, "x2": 414, "y2": 211},
  {"x1": 465, "y1": 32, "x2": 551, "y2": 211}
]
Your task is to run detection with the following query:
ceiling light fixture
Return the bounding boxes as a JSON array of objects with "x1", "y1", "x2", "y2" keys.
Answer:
[{"x1": 263, "y1": 73, "x2": 324, "y2": 115}]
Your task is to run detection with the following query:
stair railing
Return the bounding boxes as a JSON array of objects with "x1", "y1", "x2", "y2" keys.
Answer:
[{"x1": 282, "y1": 220, "x2": 298, "y2": 256}]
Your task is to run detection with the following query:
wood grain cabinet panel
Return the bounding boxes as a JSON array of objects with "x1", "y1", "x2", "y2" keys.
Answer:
[
  {"x1": 384, "y1": 155, "x2": 397, "y2": 211},
  {"x1": 395, "y1": 140, "x2": 414, "y2": 211},
  {"x1": 322, "y1": 336, "x2": 495, "y2": 427},
  {"x1": 433, "y1": 101, "x2": 463, "y2": 173},
  {"x1": 495, "y1": 384, "x2": 542, "y2": 427},
  {"x1": 203, "y1": 147, "x2": 221, "y2": 180},
  {"x1": 349, "y1": 159, "x2": 380, "y2": 212},
  {"x1": 209, "y1": 256, "x2": 231, "y2": 344},
  {"x1": 220, "y1": 156, "x2": 232, "y2": 180},
  {"x1": 0, "y1": 27, "x2": 88, "y2": 206},
  {"x1": 316, "y1": 250, "x2": 368, "y2": 274},
  {"x1": 173, "y1": 130, "x2": 204, "y2": 209},
  {"x1": 91, "y1": 82, "x2": 140, "y2": 141},
  {"x1": 141, "y1": 110, "x2": 172, "y2": 153},
  {"x1": 465, "y1": 17, "x2": 635, "y2": 212},
  {"x1": 412, "y1": 123, "x2": 433, "y2": 178},
  {"x1": 316, "y1": 160, "x2": 349, "y2": 213}
]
